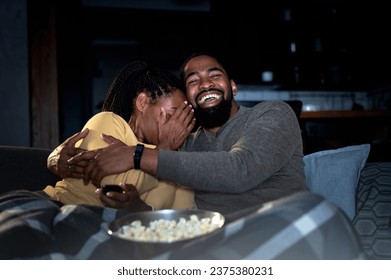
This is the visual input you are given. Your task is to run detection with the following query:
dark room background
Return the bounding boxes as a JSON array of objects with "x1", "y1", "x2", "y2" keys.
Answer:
[{"x1": 1, "y1": 0, "x2": 390, "y2": 160}]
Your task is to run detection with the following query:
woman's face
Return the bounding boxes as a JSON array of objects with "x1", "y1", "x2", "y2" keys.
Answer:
[{"x1": 141, "y1": 88, "x2": 187, "y2": 145}]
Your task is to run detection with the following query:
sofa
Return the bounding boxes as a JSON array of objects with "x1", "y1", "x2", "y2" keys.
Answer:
[
  {"x1": 0, "y1": 144, "x2": 390, "y2": 259},
  {"x1": 0, "y1": 146, "x2": 60, "y2": 194},
  {"x1": 299, "y1": 144, "x2": 391, "y2": 260},
  {"x1": 353, "y1": 161, "x2": 391, "y2": 259}
]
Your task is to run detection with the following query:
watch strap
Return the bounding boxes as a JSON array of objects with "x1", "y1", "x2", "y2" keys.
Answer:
[{"x1": 133, "y1": 144, "x2": 144, "y2": 170}]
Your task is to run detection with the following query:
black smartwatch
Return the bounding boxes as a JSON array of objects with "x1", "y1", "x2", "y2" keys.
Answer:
[{"x1": 133, "y1": 144, "x2": 145, "y2": 170}]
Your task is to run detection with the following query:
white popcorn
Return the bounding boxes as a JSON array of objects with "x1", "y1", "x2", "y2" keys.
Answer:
[{"x1": 117, "y1": 214, "x2": 220, "y2": 242}]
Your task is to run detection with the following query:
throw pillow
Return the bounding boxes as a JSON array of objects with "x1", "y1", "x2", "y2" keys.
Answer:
[{"x1": 303, "y1": 144, "x2": 371, "y2": 220}]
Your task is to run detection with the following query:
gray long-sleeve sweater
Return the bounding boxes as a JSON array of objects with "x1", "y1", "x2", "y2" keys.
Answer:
[{"x1": 157, "y1": 100, "x2": 308, "y2": 214}]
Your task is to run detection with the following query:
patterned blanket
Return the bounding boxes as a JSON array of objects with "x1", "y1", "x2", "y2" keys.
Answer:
[{"x1": 0, "y1": 191, "x2": 366, "y2": 260}]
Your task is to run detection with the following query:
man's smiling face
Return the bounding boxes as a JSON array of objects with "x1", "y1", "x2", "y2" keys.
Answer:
[{"x1": 182, "y1": 55, "x2": 237, "y2": 129}]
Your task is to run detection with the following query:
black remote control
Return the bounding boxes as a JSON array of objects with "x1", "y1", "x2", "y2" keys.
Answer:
[{"x1": 102, "y1": 184, "x2": 123, "y2": 195}]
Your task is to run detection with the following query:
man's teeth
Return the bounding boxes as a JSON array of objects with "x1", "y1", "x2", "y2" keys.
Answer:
[{"x1": 199, "y1": 93, "x2": 221, "y2": 104}]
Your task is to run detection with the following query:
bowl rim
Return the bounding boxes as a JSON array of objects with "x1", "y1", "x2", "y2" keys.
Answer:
[{"x1": 107, "y1": 209, "x2": 225, "y2": 244}]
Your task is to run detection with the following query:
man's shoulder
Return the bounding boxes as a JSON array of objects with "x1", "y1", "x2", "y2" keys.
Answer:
[
  {"x1": 246, "y1": 100, "x2": 290, "y2": 114},
  {"x1": 244, "y1": 100, "x2": 298, "y2": 121},
  {"x1": 252, "y1": 100, "x2": 289, "y2": 109}
]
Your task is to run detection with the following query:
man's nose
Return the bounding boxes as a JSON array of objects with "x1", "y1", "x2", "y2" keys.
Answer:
[{"x1": 198, "y1": 77, "x2": 214, "y2": 90}]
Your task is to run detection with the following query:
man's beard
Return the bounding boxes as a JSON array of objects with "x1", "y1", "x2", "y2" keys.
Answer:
[{"x1": 194, "y1": 97, "x2": 232, "y2": 129}]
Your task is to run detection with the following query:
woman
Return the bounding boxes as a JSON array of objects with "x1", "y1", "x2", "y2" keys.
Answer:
[{"x1": 44, "y1": 60, "x2": 196, "y2": 211}]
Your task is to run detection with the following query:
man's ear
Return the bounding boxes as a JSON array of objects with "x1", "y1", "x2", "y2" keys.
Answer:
[
  {"x1": 135, "y1": 92, "x2": 149, "y2": 112},
  {"x1": 230, "y1": 80, "x2": 238, "y2": 96}
]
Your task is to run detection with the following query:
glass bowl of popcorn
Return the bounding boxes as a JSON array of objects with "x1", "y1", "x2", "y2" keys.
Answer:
[{"x1": 108, "y1": 209, "x2": 225, "y2": 243}]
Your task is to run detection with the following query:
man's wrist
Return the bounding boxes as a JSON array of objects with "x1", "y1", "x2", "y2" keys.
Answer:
[{"x1": 133, "y1": 144, "x2": 144, "y2": 170}]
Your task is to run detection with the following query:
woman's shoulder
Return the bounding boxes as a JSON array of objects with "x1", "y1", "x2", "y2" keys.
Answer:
[
  {"x1": 82, "y1": 112, "x2": 132, "y2": 140},
  {"x1": 87, "y1": 112, "x2": 155, "y2": 148},
  {"x1": 90, "y1": 111, "x2": 125, "y2": 121},
  {"x1": 85, "y1": 111, "x2": 128, "y2": 126}
]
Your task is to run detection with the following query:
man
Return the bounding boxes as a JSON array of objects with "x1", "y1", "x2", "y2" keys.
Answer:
[{"x1": 61, "y1": 52, "x2": 308, "y2": 215}]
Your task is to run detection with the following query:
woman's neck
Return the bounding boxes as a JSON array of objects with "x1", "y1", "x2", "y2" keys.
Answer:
[{"x1": 129, "y1": 117, "x2": 144, "y2": 143}]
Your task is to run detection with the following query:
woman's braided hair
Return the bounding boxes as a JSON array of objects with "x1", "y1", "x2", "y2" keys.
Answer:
[{"x1": 102, "y1": 60, "x2": 185, "y2": 122}]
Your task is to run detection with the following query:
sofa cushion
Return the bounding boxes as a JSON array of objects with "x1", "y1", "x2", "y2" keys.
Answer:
[
  {"x1": 304, "y1": 144, "x2": 370, "y2": 220},
  {"x1": 0, "y1": 145, "x2": 60, "y2": 194},
  {"x1": 353, "y1": 162, "x2": 391, "y2": 260}
]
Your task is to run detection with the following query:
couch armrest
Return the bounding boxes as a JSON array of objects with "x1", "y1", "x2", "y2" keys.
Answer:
[
  {"x1": 353, "y1": 162, "x2": 391, "y2": 259},
  {"x1": 0, "y1": 145, "x2": 60, "y2": 195}
]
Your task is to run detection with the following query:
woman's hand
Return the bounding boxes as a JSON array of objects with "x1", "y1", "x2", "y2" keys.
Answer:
[
  {"x1": 157, "y1": 101, "x2": 195, "y2": 150},
  {"x1": 47, "y1": 128, "x2": 89, "y2": 179},
  {"x1": 96, "y1": 183, "x2": 152, "y2": 212}
]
